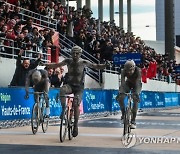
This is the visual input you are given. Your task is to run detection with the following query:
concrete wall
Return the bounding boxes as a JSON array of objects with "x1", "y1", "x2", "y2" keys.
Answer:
[
  {"x1": 0, "y1": 57, "x2": 16, "y2": 87},
  {"x1": 142, "y1": 79, "x2": 180, "y2": 92},
  {"x1": 0, "y1": 57, "x2": 179, "y2": 92},
  {"x1": 84, "y1": 74, "x2": 102, "y2": 89},
  {"x1": 102, "y1": 72, "x2": 180, "y2": 92}
]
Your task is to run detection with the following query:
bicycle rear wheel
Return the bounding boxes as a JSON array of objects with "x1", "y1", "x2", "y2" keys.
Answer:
[
  {"x1": 68, "y1": 108, "x2": 74, "y2": 140},
  {"x1": 42, "y1": 103, "x2": 49, "y2": 133},
  {"x1": 31, "y1": 103, "x2": 39, "y2": 134},
  {"x1": 59, "y1": 109, "x2": 68, "y2": 142}
]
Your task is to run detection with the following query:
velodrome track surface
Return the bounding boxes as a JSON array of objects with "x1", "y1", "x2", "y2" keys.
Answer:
[{"x1": 0, "y1": 108, "x2": 180, "y2": 154}]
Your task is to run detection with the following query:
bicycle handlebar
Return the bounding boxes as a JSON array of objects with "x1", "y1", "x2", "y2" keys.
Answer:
[
  {"x1": 28, "y1": 91, "x2": 47, "y2": 95},
  {"x1": 119, "y1": 92, "x2": 132, "y2": 95},
  {"x1": 24, "y1": 91, "x2": 47, "y2": 100}
]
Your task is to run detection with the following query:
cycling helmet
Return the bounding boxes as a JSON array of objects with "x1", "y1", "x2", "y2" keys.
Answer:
[
  {"x1": 71, "y1": 46, "x2": 82, "y2": 54},
  {"x1": 32, "y1": 70, "x2": 42, "y2": 84},
  {"x1": 124, "y1": 60, "x2": 136, "y2": 70}
]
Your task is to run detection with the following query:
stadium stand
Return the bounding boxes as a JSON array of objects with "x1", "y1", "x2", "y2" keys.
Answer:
[{"x1": 0, "y1": 0, "x2": 179, "y2": 86}]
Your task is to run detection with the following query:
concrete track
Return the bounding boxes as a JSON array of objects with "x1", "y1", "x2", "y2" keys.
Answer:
[{"x1": 0, "y1": 108, "x2": 180, "y2": 154}]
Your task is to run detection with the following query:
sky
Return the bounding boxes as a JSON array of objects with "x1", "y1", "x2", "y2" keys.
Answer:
[{"x1": 69, "y1": 0, "x2": 156, "y2": 41}]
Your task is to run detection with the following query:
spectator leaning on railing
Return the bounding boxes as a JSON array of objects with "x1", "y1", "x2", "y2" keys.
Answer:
[{"x1": 10, "y1": 48, "x2": 42, "y2": 87}]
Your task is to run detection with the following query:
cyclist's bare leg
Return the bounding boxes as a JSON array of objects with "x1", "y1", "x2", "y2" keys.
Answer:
[
  {"x1": 34, "y1": 93, "x2": 39, "y2": 116},
  {"x1": 131, "y1": 83, "x2": 142, "y2": 122},
  {"x1": 34, "y1": 93, "x2": 39, "y2": 104},
  {"x1": 117, "y1": 83, "x2": 130, "y2": 119},
  {"x1": 72, "y1": 91, "x2": 83, "y2": 137},
  {"x1": 44, "y1": 79, "x2": 50, "y2": 116},
  {"x1": 131, "y1": 94, "x2": 139, "y2": 122}
]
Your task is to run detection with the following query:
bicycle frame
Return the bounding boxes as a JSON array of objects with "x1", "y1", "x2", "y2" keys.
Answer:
[
  {"x1": 126, "y1": 93, "x2": 133, "y2": 114},
  {"x1": 30, "y1": 92, "x2": 45, "y2": 119}
]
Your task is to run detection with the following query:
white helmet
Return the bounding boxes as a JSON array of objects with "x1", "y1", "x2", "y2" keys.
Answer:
[
  {"x1": 124, "y1": 60, "x2": 136, "y2": 70},
  {"x1": 32, "y1": 70, "x2": 42, "y2": 84},
  {"x1": 71, "y1": 46, "x2": 82, "y2": 54}
]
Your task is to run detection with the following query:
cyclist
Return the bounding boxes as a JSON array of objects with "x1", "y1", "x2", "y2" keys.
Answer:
[
  {"x1": 25, "y1": 69, "x2": 50, "y2": 117},
  {"x1": 44, "y1": 45, "x2": 108, "y2": 137},
  {"x1": 116, "y1": 60, "x2": 142, "y2": 129}
]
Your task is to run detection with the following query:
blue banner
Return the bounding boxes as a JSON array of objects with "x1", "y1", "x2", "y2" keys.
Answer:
[
  {"x1": 164, "y1": 93, "x2": 179, "y2": 107},
  {"x1": 0, "y1": 88, "x2": 32, "y2": 120},
  {"x1": 113, "y1": 53, "x2": 142, "y2": 65},
  {"x1": 82, "y1": 90, "x2": 109, "y2": 113},
  {"x1": 0, "y1": 88, "x2": 61, "y2": 120},
  {"x1": 49, "y1": 88, "x2": 61, "y2": 116},
  {"x1": 153, "y1": 92, "x2": 165, "y2": 107},
  {"x1": 140, "y1": 91, "x2": 155, "y2": 108},
  {"x1": 107, "y1": 90, "x2": 120, "y2": 112},
  {"x1": 0, "y1": 87, "x2": 179, "y2": 121},
  {"x1": 174, "y1": 65, "x2": 180, "y2": 73}
]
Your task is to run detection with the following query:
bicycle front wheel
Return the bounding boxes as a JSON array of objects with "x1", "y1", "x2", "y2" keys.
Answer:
[
  {"x1": 42, "y1": 105, "x2": 49, "y2": 133},
  {"x1": 31, "y1": 103, "x2": 39, "y2": 134},
  {"x1": 123, "y1": 107, "x2": 131, "y2": 136},
  {"x1": 68, "y1": 108, "x2": 74, "y2": 140},
  {"x1": 59, "y1": 109, "x2": 68, "y2": 142}
]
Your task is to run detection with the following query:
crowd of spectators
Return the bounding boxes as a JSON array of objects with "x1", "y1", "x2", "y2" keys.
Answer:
[
  {"x1": 0, "y1": 0, "x2": 180, "y2": 86},
  {"x1": 46, "y1": 66, "x2": 65, "y2": 88},
  {"x1": 0, "y1": 1, "x2": 57, "y2": 60}
]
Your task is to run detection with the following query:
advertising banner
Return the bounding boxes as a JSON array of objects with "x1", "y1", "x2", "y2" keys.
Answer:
[
  {"x1": 0, "y1": 87, "x2": 179, "y2": 121},
  {"x1": 164, "y1": 93, "x2": 179, "y2": 107},
  {"x1": 0, "y1": 88, "x2": 62, "y2": 120},
  {"x1": 153, "y1": 92, "x2": 165, "y2": 107},
  {"x1": 109, "y1": 90, "x2": 120, "y2": 112},
  {"x1": 82, "y1": 90, "x2": 109, "y2": 113},
  {"x1": 113, "y1": 53, "x2": 142, "y2": 65},
  {"x1": 0, "y1": 88, "x2": 32, "y2": 120},
  {"x1": 48, "y1": 88, "x2": 61, "y2": 116},
  {"x1": 174, "y1": 65, "x2": 180, "y2": 73},
  {"x1": 140, "y1": 91, "x2": 155, "y2": 108}
]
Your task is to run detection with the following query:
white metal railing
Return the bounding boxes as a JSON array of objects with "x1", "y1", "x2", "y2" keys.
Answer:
[
  {"x1": 59, "y1": 33, "x2": 100, "y2": 63},
  {"x1": 0, "y1": 38, "x2": 50, "y2": 63}
]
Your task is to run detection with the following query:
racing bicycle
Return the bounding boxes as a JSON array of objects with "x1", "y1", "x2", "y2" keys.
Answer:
[
  {"x1": 26, "y1": 91, "x2": 49, "y2": 134},
  {"x1": 59, "y1": 95, "x2": 79, "y2": 142},
  {"x1": 122, "y1": 92, "x2": 134, "y2": 136}
]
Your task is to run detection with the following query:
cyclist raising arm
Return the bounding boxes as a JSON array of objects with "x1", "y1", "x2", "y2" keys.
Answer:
[
  {"x1": 116, "y1": 60, "x2": 142, "y2": 129},
  {"x1": 44, "y1": 46, "x2": 108, "y2": 137},
  {"x1": 25, "y1": 69, "x2": 50, "y2": 117}
]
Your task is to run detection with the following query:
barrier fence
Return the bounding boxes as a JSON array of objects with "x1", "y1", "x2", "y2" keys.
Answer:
[{"x1": 0, "y1": 87, "x2": 180, "y2": 122}]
